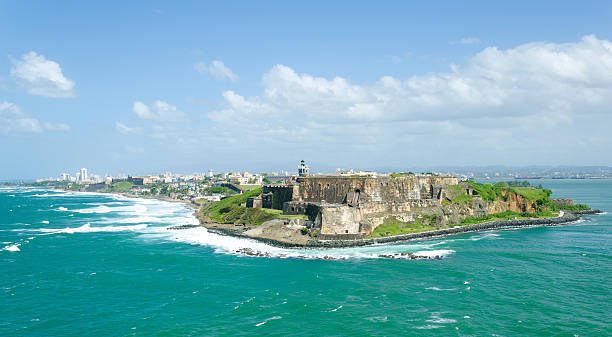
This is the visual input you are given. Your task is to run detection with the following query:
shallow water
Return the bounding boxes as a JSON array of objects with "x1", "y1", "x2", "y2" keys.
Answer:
[{"x1": 1, "y1": 180, "x2": 611, "y2": 336}]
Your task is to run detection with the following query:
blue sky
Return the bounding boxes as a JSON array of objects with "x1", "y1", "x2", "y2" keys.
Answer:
[{"x1": 1, "y1": 1, "x2": 612, "y2": 179}]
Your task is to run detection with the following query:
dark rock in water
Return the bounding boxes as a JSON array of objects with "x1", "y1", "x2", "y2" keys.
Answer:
[{"x1": 167, "y1": 224, "x2": 201, "y2": 230}]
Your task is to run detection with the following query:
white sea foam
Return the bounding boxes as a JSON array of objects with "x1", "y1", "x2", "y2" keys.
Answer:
[
  {"x1": 99, "y1": 216, "x2": 165, "y2": 224},
  {"x1": 329, "y1": 305, "x2": 343, "y2": 312},
  {"x1": 2, "y1": 243, "x2": 20, "y2": 252},
  {"x1": 412, "y1": 250, "x2": 455, "y2": 258},
  {"x1": 415, "y1": 325, "x2": 443, "y2": 329},
  {"x1": 41, "y1": 220, "x2": 49, "y2": 224},
  {"x1": 426, "y1": 315, "x2": 457, "y2": 324},
  {"x1": 14, "y1": 188, "x2": 457, "y2": 261},
  {"x1": 151, "y1": 224, "x2": 455, "y2": 260},
  {"x1": 470, "y1": 233, "x2": 500, "y2": 241},
  {"x1": 36, "y1": 223, "x2": 148, "y2": 234},
  {"x1": 255, "y1": 316, "x2": 282, "y2": 327},
  {"x1": 425, "y1": 287, "x2": 457, "y2": 291},
  {"x1": 70, "y1": 205, "x2": 113, "y2": 214}
]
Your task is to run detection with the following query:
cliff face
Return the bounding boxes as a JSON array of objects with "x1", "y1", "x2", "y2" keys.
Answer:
[
  {"x1": 364, "y1": 188, "x2": 542, "y2": 234},
  {"x1": 487, "y1": 192, "x2": 537, "y2": 214}
]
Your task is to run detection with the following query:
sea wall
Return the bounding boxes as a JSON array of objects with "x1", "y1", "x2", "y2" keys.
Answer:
[
  {"x1": 203, "y1": 210, "x2": 600, "y2": 249},
  {"x1": 304, "y1": 211, "x2": 589, "y2": 248}
]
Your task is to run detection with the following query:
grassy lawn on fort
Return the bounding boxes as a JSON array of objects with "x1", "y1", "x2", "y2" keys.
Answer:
[
  {"x1": 110, "y1": 181, "x2": 133, "y2": 193},
  {"x1": 239, "y1": 184, "x2": 262, "y2": 191},
  {"x1": 201, "y1": 188, "x2": 308, "y2": 226},
  {"x1": 368, "y1": 217, "x2": 436, "y2": 238},
  {"x1": 368, "y1": 210, "x2": 560, "y2": 238}
]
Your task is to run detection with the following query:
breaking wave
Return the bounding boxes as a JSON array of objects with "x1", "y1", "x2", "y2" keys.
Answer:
[
  {"x1": 36, "y1": 223, "x2": 149, "y2": 234},
  {"x1": 151, "y1": 224, "x2": 455, "y2": 260},
  {"x1": 2, "y1": 243, "x2": 21, "y2": 252},
  {"x1": 9, "y1": 187, "x2": 459, "y2": 260}
]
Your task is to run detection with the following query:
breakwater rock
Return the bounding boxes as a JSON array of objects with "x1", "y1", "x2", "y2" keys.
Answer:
[
  {"x1": 303, "y1": 210, "x2": 601, "y2": 248},
  {"x1": 198, "y1": 209, "x2": 601, "y2": 249}
]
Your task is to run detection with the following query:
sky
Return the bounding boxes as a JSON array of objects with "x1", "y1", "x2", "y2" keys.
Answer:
[{"x1": 1, "y1": 1, "x2": 612, "y2": 179}]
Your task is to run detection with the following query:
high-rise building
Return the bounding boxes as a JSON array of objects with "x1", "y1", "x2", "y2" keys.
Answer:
[
  {"x1": 80, "y1": 168, "x2": 88, "y2": 182},
  {"x1": 208, "y1": 169, "x2": 213, "y2": 178}
]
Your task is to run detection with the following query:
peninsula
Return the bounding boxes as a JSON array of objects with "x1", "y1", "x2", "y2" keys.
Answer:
[{"x1": 196, "y1": 161, "x2": 600, "y2": 248}]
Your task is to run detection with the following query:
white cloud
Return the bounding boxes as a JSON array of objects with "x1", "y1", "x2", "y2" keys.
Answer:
[
  {"x1": 132, "y1": 100, "x2": 188, "y2": 122},
  {"x1": 200, "y1": 35, "x2": 612, "y2": 163},
  {"x1": 194, "y1": 60, "x2": 238, "y2": 81},
  {"x1": 451, "y1": 37, "x2": 481, "y2": 45},
  {"x1": 0, "y1": 102, "x2": 70, "y2": 134},
  {"x1": 10, "y1": 51, "x2": 75, "y2": 98},
  {"x1": 210, "y1": 35, "x2": 612, "y2": 124},
  {"x1": 115, "y1": 121, "x2": 139, "y2": 134}
]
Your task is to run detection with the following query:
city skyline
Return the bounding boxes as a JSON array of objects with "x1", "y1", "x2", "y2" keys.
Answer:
[{"x1": 2, "y1": 1, "x2": 612, "y2": 180}]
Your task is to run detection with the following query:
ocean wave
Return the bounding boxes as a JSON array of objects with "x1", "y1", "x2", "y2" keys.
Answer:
[
  {"x1": 59, "y1": 204, "x2": 151, "y2": 215},
  {"x1": 31, "y1": 193, "x2": 66, "y2": 197},
  {"x1": 36, "y1": 223, "x2": 148, "y2": 234},
  {"x1": 328, "y1": 305, "x2": 343, "y2": 312},
  {"x1": 425, "y1": 287, "x2": 458, "y2": 291},
  {"x1": 415, "y1": 324, "x2": 443, "y2": 330},
  {"x1": 1, "y1": 243, "x2": 20, "y2": 252},
  {"x1": 11, "y1": 189, "x2": 456, "y2": 261},
  {"x1": 255, "y1": 316, "x2": 282, "y2": 327},
  {"x1": 412, "y1": 250, "x2": 455, "y2": 258},
  {"x1": 470, "y1": 233, "x2": 500, "y2": 241},
  {"x1": 151, "y1": 224, "x2": 455, "y2": 260},
  {"x1": 71, "y1": 205, "x2": 113, "y2": 214},
  {"x1": 426, "y1": 315, "x2": 457, "y2": 324}
]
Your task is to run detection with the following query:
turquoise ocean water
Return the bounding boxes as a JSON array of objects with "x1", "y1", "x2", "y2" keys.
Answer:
[{"x1": 1, "y1": 179, "x2": 611, "y2": 336}]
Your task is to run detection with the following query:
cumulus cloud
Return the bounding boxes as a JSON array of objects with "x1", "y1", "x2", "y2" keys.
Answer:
[
  {"x1": 0, "y1": 102, "x2": 70, "y2": 134},
  {"x1": 195, "y1": 60, "x2": 238, "y2": 81},
  {"x1": 200, "y1": 35, "x2": 612, "y2": 163},
  {"x1": 209, "y1": 35, "x2": 612, "y2": 124},
  {"x1": 10, "y1": 51, "x2": 75, "y2": 98},
  {"x1": 132, "y1": 100, "x2": 188, "y2": 122}
]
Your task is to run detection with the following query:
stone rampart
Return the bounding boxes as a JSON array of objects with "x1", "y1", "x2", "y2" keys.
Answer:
[
  {"x1": 294, "y1": 175, "x2": 458, "y2": 204},
  {"x1": 262, "y1": 185, "x2": 294, "y2": 210},
  {"x1": 317, "y1": 205, "x2": 362, "y2": 235}
]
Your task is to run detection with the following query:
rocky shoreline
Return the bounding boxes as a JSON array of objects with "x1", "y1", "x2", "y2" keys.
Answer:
[
  {"x1": 44, "y1": 187, "x2": 604, "y2": 250},
  {"x1": 201, "y1": 209, "x2": 602, "y2": 249}
]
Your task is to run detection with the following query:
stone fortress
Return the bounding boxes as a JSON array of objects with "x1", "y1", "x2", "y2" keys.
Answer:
[{"x1": 247, "y1": 161, "x2": 466, "y2": 238}]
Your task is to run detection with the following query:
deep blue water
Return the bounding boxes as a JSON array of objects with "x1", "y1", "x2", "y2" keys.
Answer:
[{"x1": 1, "y1": 179, "x2": 611, "y2": 336}]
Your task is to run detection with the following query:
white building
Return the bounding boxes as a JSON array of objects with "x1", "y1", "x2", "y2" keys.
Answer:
[
  {"x1": 80, "y1": 168, "x2": 88, "y2": 182},
  {"x1": 207, "y1": 169, "x2": 214, "y2": 178}
]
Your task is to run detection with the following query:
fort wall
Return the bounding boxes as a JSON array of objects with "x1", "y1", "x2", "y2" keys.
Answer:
[{"x1": 294, "y1": 175, "x2": 457, "y2": 204}]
